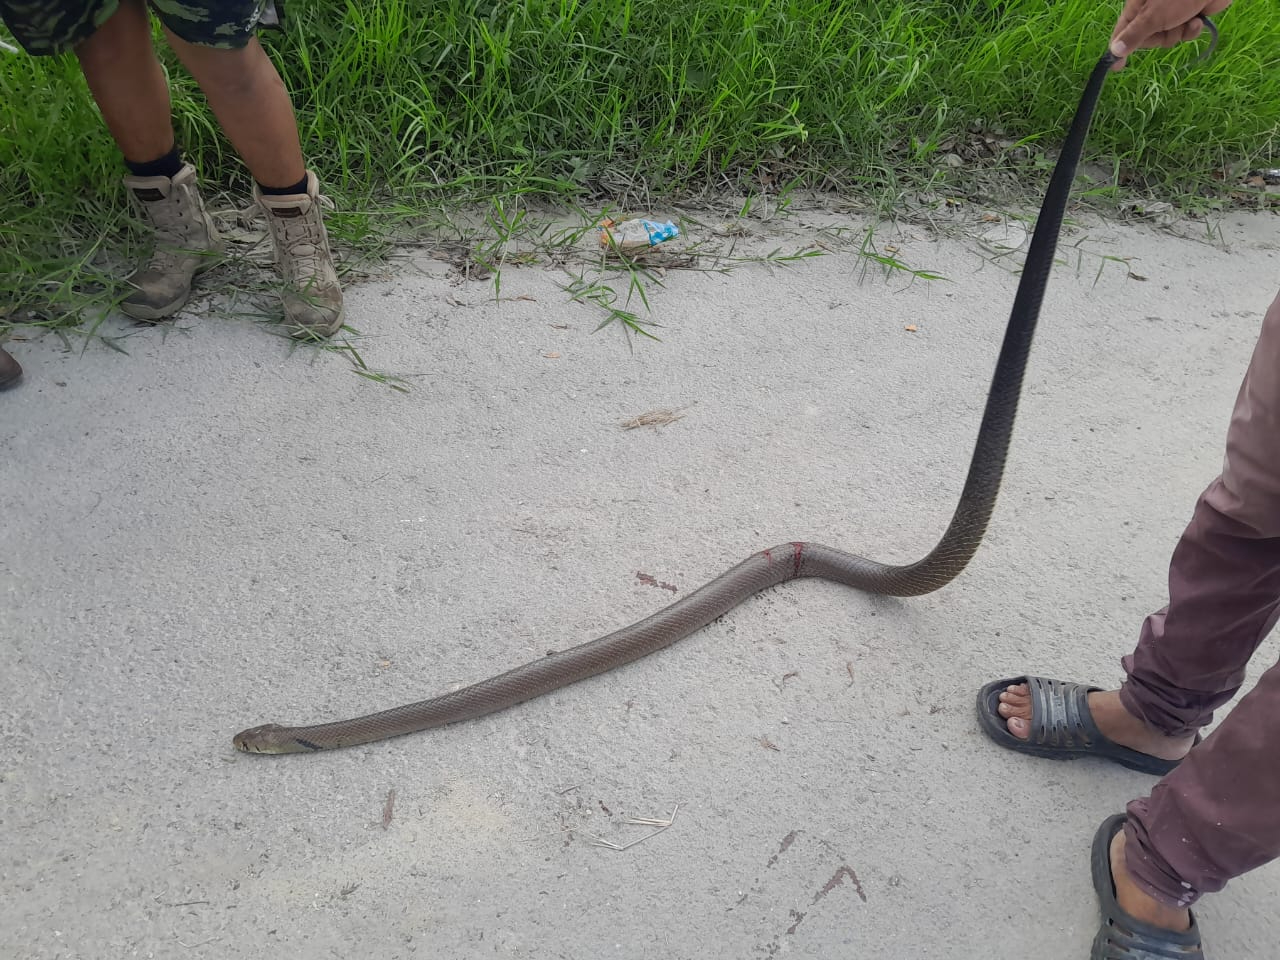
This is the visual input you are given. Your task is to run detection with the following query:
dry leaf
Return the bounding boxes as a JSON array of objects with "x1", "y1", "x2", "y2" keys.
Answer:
[
  {"x1": 905, "y1": 324, "x2": 918, "y2": 332},
  {"x1": 620, "y1": 407, "x2": 688, "y2": 430}
]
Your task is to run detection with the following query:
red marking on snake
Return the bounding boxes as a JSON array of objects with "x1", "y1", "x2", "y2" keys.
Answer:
[
  {"x1": 791, "y1": 542, "x2": 805, "y2": 577},
  {"x1": 762, "y1": 548, "x2": 774, "y2": 564}
]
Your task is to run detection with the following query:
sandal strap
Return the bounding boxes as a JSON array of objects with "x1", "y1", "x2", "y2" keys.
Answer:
[
  {"x1": 1096, "y1": 921, "x2": 1204, "y2": 959},
  {"x1": 1027, "y1": 676, "x2": 1103, "y2": 749}
]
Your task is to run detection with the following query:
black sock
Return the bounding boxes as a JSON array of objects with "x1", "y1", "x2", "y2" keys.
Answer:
[
  {"x1": 257, "y1": 173, "x2": 309, "y2": 196},
  {"x1": 125, "y1": 146, "x2": 183, "y2": 179}
]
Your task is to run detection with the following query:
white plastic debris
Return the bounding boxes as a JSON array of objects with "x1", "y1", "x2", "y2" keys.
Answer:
[{"x1": 597, "y1": 217, "x2": 679, "y2": 253}]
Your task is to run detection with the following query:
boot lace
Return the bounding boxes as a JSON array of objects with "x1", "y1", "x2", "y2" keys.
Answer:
[
  {"x1": 138, "y1": 185, "x2": 204, "y2": 273},
  {"x1": 263, "y1": 195, "x2": 335, "y2": 285}
]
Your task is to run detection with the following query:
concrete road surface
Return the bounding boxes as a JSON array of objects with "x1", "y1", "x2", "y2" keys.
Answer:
[{"x1": 3, "y1": 202, "x2": 1277, "y2": 959}]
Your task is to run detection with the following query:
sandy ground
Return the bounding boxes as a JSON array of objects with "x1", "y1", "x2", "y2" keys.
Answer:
[{"x1": 3, "y1": 197, "x2": 1278, "y2": 960}]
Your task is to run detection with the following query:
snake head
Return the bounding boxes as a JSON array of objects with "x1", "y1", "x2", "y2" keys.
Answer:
[{"x1": 233, "y1": 723, "x2": 310, "y2": 755}]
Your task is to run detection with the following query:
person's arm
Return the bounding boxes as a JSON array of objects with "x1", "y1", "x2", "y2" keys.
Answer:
[{"x1": 1109, "y1": 0, "x2": 1234, "y2": 66}]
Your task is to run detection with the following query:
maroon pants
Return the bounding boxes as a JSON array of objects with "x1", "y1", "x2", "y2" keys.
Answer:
[{"x1": 1117, "y1": 288, "x2": 1280, "y2": 908}]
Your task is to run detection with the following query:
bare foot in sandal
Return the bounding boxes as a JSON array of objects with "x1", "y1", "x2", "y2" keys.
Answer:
[{"x1": 998, "y1": 684, "x2": 1195, "y2": 763}]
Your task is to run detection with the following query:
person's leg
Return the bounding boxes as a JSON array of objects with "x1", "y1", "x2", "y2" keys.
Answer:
[
  {"x1": 153, "y1": 4, "x2": 343, "y2": 338},
  {"x1": 998, "y1": 289, "x2": 1280, "y2": 949},
  {"x1": 991, "y1": 490, "x2": 1270, "y2": 766},
  {"x1": 71, "y1": 0, "x2": 299, "y2": 185},
  {"x1": 1090, "y1": 653, "x2": 1280, "y2": 952},
  {"x1": 158, "y1": 30, "x2": 304, "y2": 190},
  {"x1": 71, "y1": 0, "x2": 174, "y2": 166},
  {"x1": 1117, "y1": 298, "x2": 1280, "y2": 734},
  {"x1": 995, "y1": 289, "x2": 1280, "y2": 760},
  {"x1": 1121, "y1": 653, "x2": 1280, "y2": 908},
  {"x1": 1116, "y1": 288, "x2": 1280, "y2": 919},
  {"x1": 71, "y1": 0, "x2": 223, "y2": 320},
  {"x1": 995, "y1": 478, "x2": 1280, "y2": 762}
]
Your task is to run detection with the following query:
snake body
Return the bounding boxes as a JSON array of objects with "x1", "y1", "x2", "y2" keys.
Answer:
[{"x1": 234, "y1": 33, "x2": 1211, "y2": 755}]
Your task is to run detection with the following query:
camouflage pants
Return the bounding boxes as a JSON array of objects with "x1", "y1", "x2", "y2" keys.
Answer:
[{"x1": 0, "y1": 0, "x2": 281, "y2": 56}]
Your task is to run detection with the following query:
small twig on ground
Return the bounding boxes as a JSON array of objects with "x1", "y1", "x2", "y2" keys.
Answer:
[
  {"x1": 773, "y1": 670, "x2": 799, "y2": 691},
  {"x1": 582, "y1": 805, "x2": 680, "y2": 851},
  {"x1": 176, "y1": 936, "x2": 221, "y2": 948},
  {"x1": 382, "y1": 788, "x2": 396, "y2": 829}
]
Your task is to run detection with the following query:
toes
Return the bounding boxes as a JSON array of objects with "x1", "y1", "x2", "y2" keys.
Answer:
[
  {"x1": 1006, "y1": 716, "x2": 1030, "y2": 739},
  {"x1": 994, "y1": 683, "x2": 1033, "y2": 740},
  {"x1": 997, "y1": 699, "x2": 1032, "y2": 720},
  {"x1": 998, "y1": 688, "x2": 1031, "y2": 710}
]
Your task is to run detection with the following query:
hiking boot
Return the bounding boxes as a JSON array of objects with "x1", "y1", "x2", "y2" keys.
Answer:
[
  {"x1": 121, "y1": 163, "x2": 224, "y2": 321},
  {"x1": 0, "y1": 344, "x2": 21, "y2": 389},
  {"x1": 255, "y1": 171, "x2": 344, "y2": 339}
]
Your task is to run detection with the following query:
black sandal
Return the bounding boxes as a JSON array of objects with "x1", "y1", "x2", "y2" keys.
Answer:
[
  {"x1": 976, "y1": 675, "x2": 1190, "y2": 776},
  {"x1": 1090, "y1": 814, "x2": 1203, "y2": 959}
]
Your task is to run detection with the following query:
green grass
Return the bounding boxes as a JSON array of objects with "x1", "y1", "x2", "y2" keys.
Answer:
[{"x1": 2, "y1": 0, "x2": 1276, "y2": 337}]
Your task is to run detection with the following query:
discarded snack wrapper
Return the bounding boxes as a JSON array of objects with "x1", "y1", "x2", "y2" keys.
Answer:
[{"x1": 598, "y1": 217, "x2": 680, "y2": 253}]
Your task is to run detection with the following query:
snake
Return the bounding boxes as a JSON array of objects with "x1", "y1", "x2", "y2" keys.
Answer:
[{"x1": 234, "y1": 22, "x2": 1218, "y2": 755}]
